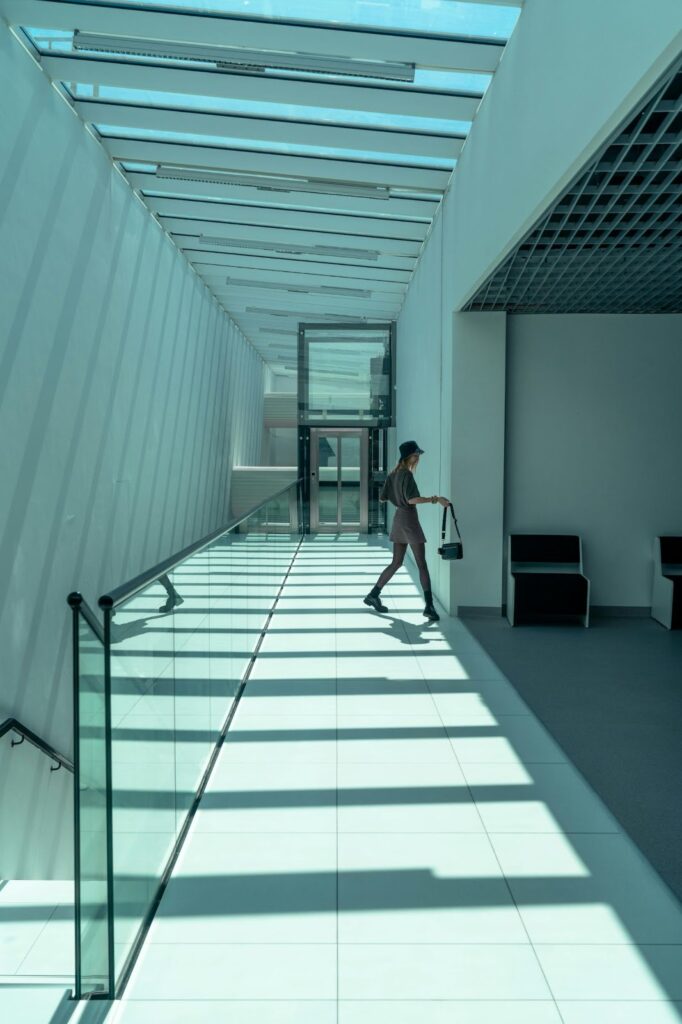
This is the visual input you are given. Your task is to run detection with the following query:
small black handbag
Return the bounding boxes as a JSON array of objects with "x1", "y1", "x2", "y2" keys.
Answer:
[{"x1": 438, "y1": 503, "x2": 464, "y2": 560}]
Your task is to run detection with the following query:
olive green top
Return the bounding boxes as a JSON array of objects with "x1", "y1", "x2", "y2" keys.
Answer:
[{"x1": 379, "y1": 468, "x2": 420, "y2": 509}]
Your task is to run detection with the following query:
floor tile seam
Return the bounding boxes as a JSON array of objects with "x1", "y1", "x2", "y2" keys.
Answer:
[
  {"x1": 9, "y1": 903, "x2": 62, "y2": 977},
  {"x1": 142, "y1": 939, "x2": 682, "y2": 948},
  {"x1": 404, "y1": 649, "x2": 567, "y2": 1020}
]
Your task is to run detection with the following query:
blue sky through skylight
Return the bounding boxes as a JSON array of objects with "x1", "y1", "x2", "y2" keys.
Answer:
[
  {"x1": 71, "y1": 84, "x2": 471, "y2": 137},
  {"x1": 95, "y1": 0, "x2": 521, "y2": 39},
  {"x1": 24, "y1": 30, "x2": 492, "y2": 96},
  {"x1": 96, "y1": 124, "x2": 456, "y2": 170}
]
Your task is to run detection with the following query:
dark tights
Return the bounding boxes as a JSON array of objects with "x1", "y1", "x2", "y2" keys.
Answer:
[{"x1": 375, "y1": 542, "x2": 431, "y2": 592}]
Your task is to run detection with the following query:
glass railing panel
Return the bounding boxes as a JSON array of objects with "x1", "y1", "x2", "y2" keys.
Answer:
[
  {"x1": 107, "y1": 574, "x2": 188, "y2": 980},
  {"x1": 74, "y1": 612, "x2": 111, "y2": 998},
  {"x1": 96, "y1": 480, "x2": 301, "y2": 990}
]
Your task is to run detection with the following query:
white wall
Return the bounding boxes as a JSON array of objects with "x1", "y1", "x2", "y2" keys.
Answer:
[
  {"x1": 395, "y1": 0, "x2": 680, "y2": 615},
  {"x1": 505, "y1": 314, "x2": 682, "y2": 608},
  {"x1": 451, "y1": 313, "x2": 507, "y2": 614},
  {"x1": 396, "y1": 217, "x2": 454, "y2": 610},
  {"x1": 0, "y1": 733, "x2": 72, "y2": 879},
  {"x1": 445, "y1": 0, "x2": 682, "y2": 308},
  {"x1": 0, "y1": 20, "x2": 265, "y2": 773}
]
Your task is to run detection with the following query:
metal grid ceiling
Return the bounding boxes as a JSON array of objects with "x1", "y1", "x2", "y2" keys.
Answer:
[
  {"x1": 466, "y1": 57, "x2": 682, "y2": 315},
  {"x1": 1, "y1": 0, "x2": 522, "y2": 375}
]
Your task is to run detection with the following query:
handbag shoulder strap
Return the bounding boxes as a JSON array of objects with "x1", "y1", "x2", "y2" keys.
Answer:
[{"x1": 441, "y1": 503, "x2": 462, "y2": 542}]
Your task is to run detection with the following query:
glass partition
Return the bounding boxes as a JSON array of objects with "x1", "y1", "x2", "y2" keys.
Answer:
[
  {"x1": 298, "y1": 323, "x2": 395, "y2": 427},
  {"x1": 71, "y1": 481, "x2": 302, "y2": 997},
  {"x1": 73, "y1": 609, "x2": 112, "y2": 999}
]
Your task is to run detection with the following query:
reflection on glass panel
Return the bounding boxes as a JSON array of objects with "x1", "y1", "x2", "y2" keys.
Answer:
[
  {"x1": 319, "y1": 435, "x2": 338, "y2": 526},
  {"x1": 341, "y1": 435, "x2": 361, "y2": 525},
  {"x1": 73, "y1": 482, "x2": 301, "y2": 995},
  {"x1": 76, "y1": 616, "x2": 110, "y2": 997},
  {"x1": 88, "y1": 1, "x2": 520, "y2": 38},
  {"x1": 302, "y1": 326, "x2": 393, "y2": 426}
]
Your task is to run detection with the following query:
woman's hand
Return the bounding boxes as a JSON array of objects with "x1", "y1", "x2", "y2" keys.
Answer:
[{"x1": 437, "y1": 496, "x2": 451, "y2": 508}]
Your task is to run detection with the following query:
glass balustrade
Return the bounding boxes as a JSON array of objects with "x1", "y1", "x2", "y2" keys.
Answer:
[{"x1": 69, "y1": 481, "x2": 302, "y2": 997}]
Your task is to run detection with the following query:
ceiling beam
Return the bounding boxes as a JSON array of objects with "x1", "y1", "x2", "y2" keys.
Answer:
[
  {"x1": 125, "y1": 173, "x2": 438, "y2": 220},
  {"x1": 185, "y1": 248, "x2": 416, "y2": 273},
  {"x1": 75, "y1": 100, "x2": 462, "y2": 161},
  {"x1": 101, "y1": 137, "x2": 451, "y2": 191},
  {"x1": 172, "y1": 234, "x2": 419, "y2": 263},
  {"x1": 198, "y1": 267, "x2": 406, "y2": 295},
  {"x1": 187, "y1": 252, "x2": 412, "y2": 281},
  {"x1": 42, "y1": 54, "x2": 481, "y2": 121},
  {"x1": 2, "y1": 1, "x2": 505, "y2": 71},
  {"x1": 166, "y1": 222, "x2": 422, "y2": 257},
  {"x1": 147, "y1": 197, "x2": 429, "y2": 241}
]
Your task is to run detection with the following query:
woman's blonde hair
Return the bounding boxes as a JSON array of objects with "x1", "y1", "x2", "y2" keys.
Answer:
[{"x1": 393, "y1": 453, "x2": 420, "y2": 473}]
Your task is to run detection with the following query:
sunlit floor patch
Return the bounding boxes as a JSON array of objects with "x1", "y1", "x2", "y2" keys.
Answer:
[{"x1": 113, "y1": 537, "x2": 682, "y2": 1024}]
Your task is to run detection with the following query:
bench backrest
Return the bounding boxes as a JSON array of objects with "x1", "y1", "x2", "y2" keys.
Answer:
[
  {"x1": 659, "y1": 536, "x2": 682, "y2": 564},
  {"x1": 510, "y1": 534, "x2": 581, "y2": 564}
]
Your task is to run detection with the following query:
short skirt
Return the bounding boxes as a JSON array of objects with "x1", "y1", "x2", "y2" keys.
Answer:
[{"x1": 390, "y1": 506, "x2": 426, "y2": 544}]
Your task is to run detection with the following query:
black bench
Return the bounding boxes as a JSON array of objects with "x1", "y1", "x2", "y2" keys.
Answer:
[
  {"x1": 652, "y1": 536, "x2": 682, "y2": 629},
  {"x1": 507, "y1": 534, "x2": 590, "y2": 627}
]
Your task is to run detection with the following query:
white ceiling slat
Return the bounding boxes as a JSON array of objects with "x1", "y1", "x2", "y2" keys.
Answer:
[
  {"x1": 147, "y1": 198, "x2": 429, "y2": 242},
  {"x1": 43, "y1": 55, "x2": 481, "y2": 121},
  {"x1": 171, "y1": 228, "x2": 420, "y2": 259},
  {"x1": 221, "y1": 295, "x2": 401, "y2": 318},
  {"x1": 74, "y1": 101, "x2": 463, "y2": 161},
  {"x1": 1, "y1": 3, "x2": 521, "y2": 365},
  {"x1": 198, "y1": 267, "x2": 406, "y2": 295},
  {"x1": 185, "y1": 248, "x2": 416, "y2": 273},
  {"x1": 187, "y1": 253, "x2": 412, "y2": 281},
  {"x1": 4, "y1": 1, "x2": 505, "y2": 72},
  {"x1": 101, "y1": 138, "x2": 451, "y2": 192},
  {"x1": 125, "y1": 173, "x2": 437, "y2": 220},
  {"x1": 221, "y1": 297, "x2": 402, "y2": 319},
  {"x1": 195, "y1": 265, "x2": 408, "y2": 291}
]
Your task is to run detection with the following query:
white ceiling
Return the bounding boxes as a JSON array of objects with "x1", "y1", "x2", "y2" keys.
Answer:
[{"x1": 2, "y1": 0, "x2": 523, "y2": 375}]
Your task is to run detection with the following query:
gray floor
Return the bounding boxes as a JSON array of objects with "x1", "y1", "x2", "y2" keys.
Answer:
[{"x1": 461, "y1": 612, "x2": 682, "y2": 904}]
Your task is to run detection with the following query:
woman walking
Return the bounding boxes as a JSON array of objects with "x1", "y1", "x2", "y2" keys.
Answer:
[{"x1": 364, "y1": 440, "x2": 451, "y2": 621}]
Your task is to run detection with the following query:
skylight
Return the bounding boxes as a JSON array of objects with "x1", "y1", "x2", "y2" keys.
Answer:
[
  {"x1": 88, "y1": 0, "x2": 521, "y2": 39},
  {"x1": 69, "y1": 84, "x2": 472, "y2": 138}
]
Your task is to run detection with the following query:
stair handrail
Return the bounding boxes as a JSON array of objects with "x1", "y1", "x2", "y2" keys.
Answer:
[
  {"x1": 0, "y1": 717, "x2": 74, "y2": 773},
  {"x1": 97, "y1": 477, "x2": 303, "y2": 611}
]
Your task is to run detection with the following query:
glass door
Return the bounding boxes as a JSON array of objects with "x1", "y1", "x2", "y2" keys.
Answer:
[{"x1": 310, "y1": 429, "x2": 368, "y2": 532}]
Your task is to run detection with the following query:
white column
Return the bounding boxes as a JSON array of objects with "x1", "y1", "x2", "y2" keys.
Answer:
[{"x1": 450, "y1": 311, "x2": 507, "y2": 615}]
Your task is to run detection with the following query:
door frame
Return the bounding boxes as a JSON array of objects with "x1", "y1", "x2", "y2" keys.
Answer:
[{"x1": 309, "y1": 428, "x2": 369, "y2": 533}]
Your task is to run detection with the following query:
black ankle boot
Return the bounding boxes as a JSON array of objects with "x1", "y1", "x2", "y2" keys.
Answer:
[
  {"x1": 159, "y1": 591, "x2": 184, "y2": 614},
  {"x1": 423, "y1": 590, "x2": 439, "y2": 621},
  {"x1": 364, "y1": 585, "x2": 388, "y2": 613}
]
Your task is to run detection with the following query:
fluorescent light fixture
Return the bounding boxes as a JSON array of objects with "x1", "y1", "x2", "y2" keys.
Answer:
[
  {"x1": 197, "y1": 236, "x2": 379, "y2": 261},
  {"x1": 258, "y1": 328, "x2": 295, "y2": 336},
  {"x1": 226, "y1": 278, "x2": 371, "y2": 298},
  {"x1": 156, "y1": 165, "x2": 389, "y2": 201},
  {"x1": 72, "y1": 32, "x2": 415, "y2": 82}
]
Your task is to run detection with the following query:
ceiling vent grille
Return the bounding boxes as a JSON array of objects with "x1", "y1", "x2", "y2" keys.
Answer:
[{"x1": 465, "y1": 58, "x2": 682, "y2": 314}]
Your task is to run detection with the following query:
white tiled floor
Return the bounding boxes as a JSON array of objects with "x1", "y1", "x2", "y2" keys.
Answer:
[
  {"x1": 112, "y1": 536, "x2": 682, "y2": 1023},
  {"x1": 0, "y1": 880, "x2": 74, "y2": 1023}
]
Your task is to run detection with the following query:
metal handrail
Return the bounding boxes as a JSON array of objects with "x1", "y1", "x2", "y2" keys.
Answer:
[
  {"x1": 0, "y1": 717, "x2": 74, "y2": 773},
  {"x1": 98, "y1": 477, "x2": 303, "y2": 610}
]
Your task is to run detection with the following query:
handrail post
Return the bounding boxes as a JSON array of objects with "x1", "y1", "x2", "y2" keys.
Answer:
[
  {"x1": 102, "y1": 605, "x2": 116, "y2": 998},
  {"x1": 69, "y1": 593, "x2": 83, "y2": 1000}
]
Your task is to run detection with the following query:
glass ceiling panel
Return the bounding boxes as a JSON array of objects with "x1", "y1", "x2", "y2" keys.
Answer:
[
  {"x1": 95, "y1": 124, "x2": 455, "y2": 170},
  {"x1": 68, "y1": 84, "x2": 470, "y2": 137},
  {"x1": 75, "y1": 1, "x2": 521, "y2": 39},
  {"x1": 24, "y1": 30, "x2": 492, "y2": 96}
]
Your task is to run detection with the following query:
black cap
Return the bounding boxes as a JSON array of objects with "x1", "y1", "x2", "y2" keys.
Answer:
[{"x1": 399, "y1": 440, "x2": 424, "y2": 460}]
